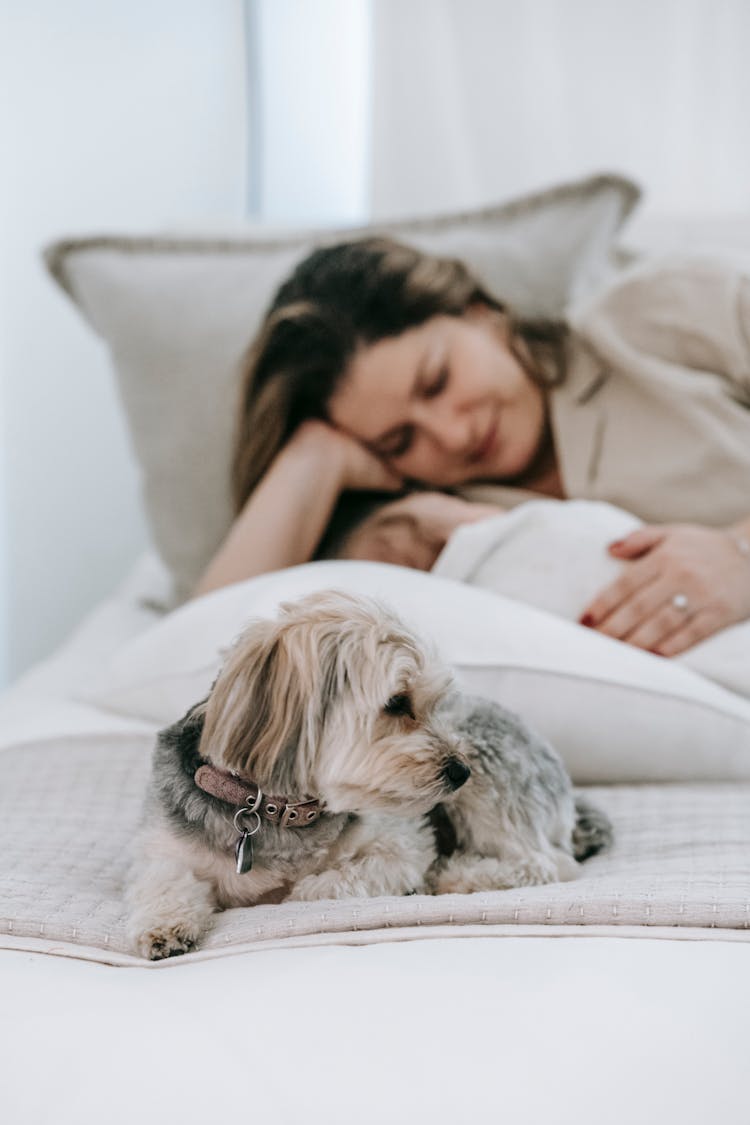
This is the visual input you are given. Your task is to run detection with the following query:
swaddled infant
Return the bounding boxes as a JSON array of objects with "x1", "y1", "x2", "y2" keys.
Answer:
[{"x1": 322, "y1": 491, "x2": 748, "y2": 699}]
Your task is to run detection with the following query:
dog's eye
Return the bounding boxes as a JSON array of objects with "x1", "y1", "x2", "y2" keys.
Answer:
[{"x1": 384, "y1": 693, "x2": 415, "y2": 719}]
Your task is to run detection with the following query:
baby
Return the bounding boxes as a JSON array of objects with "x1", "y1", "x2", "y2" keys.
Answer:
[
  {"x1": 323, "y1": 490, "x2": 748, "y2": 700},
  {"x1": 321, "y1": 490, "x2": 502, "y2": 571}
]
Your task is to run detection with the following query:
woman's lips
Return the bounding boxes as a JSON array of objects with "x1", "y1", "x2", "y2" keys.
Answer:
[{"x1": 469, "y1": 420, "x2": 498, "y2": 463}]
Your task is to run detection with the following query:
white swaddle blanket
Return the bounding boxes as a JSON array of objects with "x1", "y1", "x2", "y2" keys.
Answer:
[{"x1": 432, "y1": 499, "x2": 750, "y2": 699}]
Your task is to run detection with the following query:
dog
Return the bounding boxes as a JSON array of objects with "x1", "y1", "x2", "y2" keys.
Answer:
[{"x1": 126, "y1": 591, "x2": 612, "y2": 959}]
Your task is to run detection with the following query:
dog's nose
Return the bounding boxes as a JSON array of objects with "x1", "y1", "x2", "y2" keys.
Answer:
[{"x1": 442, "y1": 758, "x2": 471, "y2": 790}]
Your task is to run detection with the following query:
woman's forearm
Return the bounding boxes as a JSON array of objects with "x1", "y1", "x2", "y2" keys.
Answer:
[{"x1": 192, "y1": 430, "x2": 346, "y2": 598}]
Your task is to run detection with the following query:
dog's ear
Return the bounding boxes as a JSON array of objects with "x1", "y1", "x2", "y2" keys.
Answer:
[
  {"x1": 200, "y1": 621, "x2": 314, "y2": 789},
  {"x1": 158, "y1": 698, "x2": 208, "y2": 771}
]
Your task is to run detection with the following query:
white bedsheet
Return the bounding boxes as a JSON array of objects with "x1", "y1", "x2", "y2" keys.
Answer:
[
  {"x1": 2, "y1": 553, "x2": 749, "y2": 1124},
  {"x1": 0, "y1": 555, "x2": 165, "y2": 749},
  {"x1": 4, "y1": 936, "x2": 749, "y2": 1125}
]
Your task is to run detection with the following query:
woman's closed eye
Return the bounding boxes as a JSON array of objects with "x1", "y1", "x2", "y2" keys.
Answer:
[
  {"x1": 371, "y1": 364, "x2": 449, "y2": 459},
  {"x1": 422, "y1": 365, "x2": 449, "y2": 399},
  {"x1": 374, "y1": 425, "x2": 415, "y2": 459}
]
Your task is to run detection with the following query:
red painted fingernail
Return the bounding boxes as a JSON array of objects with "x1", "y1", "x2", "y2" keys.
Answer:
[
  {"x1": 580, "y1": 614, "x2": 594, "y2": 627},
  {"x1": 649, "y1": 648, "x2": 662, "y2": 656},
  {"x1": 609, "y1": 539, "x2": 626, "y2": 549}
]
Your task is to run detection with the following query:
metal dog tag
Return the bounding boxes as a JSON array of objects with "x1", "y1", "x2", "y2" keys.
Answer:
[
  {"x1": 235, "y1": 831, "x2": 254, "y2": 875},
  {"x1": 233, "y1": 801, "x2": 262, "y2": 875}
]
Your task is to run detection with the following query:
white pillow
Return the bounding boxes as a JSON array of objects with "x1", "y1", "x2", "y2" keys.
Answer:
[
  {"x1": 78, "y1": 561, "x2": 750, "y2": 785},
  {"x1": 46, "y1": 172, "x2": 639, "y2": 600},
  {"x1": 432, "y1": 498, "x2": 750, "y2": 700}
]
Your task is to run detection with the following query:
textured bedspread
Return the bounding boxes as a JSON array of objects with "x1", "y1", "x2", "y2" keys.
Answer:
[{"x1": 1, "y1": 734, "x2": 749, "y2": 966}]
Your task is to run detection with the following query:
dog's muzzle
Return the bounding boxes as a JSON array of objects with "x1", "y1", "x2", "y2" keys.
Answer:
[{"x1": 442, "y1": 758, "x2": 471, "y2": 791}]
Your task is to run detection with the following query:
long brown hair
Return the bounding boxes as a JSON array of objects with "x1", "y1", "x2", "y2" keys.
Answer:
[{"x1": 232, "y1": 236, "x2": 567, "y2": 513}]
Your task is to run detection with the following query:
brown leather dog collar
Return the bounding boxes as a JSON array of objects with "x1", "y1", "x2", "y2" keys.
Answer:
[{"x1": 194, "y1": 762, "x2": 323, "y2": 828}]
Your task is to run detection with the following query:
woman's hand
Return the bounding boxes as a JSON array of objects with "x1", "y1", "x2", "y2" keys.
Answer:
[
  {"x1": 579, "y1": 523, "x2": 750, "y2": 655},
  {"x1": 291, "y1": 419, "x2": 403, "y2": 492},
  {"x1": 193, "y1": 420, "x2": 401, "y2": 597}
]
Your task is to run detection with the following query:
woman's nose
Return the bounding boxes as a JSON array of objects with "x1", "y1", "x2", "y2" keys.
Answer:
[{"x1": 419, "y1": 403, "x2": 472, "y2": 455}]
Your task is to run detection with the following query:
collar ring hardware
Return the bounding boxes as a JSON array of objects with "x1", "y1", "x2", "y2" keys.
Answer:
[{"x1": 233, "y1": 807, "x2": 262, "y2": 837}]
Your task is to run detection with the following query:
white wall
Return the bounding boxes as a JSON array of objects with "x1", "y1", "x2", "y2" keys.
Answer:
[{"x1": 0, "y1": 1, "x2": 248, "y2": 685}]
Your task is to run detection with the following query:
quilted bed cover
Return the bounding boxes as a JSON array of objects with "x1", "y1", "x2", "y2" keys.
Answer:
[
  {"x1": 1, "y1": 554, "x2": 749, "y2": 965},
  {"x1": 1, "y1": 734, "x2": 750, "y2": 965}
]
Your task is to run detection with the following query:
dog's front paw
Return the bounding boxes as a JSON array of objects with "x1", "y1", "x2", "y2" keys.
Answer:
[
  {"x1": 286, "y1": 871, "x2": 350, "y2": 902},
  {"x1": 430, "y1": 854, "x2": 562, "y2": 894},
  {"x1": 134, "y1": 922, "x2": 200, "y2": 961}
]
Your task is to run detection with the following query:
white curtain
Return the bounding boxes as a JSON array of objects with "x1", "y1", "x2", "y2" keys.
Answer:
[
  {"x1": 370, "y1": 0, "x2": 750, "y2": 219},
  {"x1": 252, "y1": 0, "x2": 371, "y2": 224}
]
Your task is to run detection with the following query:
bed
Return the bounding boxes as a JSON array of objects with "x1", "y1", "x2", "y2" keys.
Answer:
[{"x1": 3, "y1": 174, "x2": 750, "y2": 1124}]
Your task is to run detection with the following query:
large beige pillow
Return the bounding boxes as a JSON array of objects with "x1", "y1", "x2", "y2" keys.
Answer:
[
  {"x1": 78, "y1": 561, "x2": 750, "y2": 785},
  {"x1": 46, "y1": 172, "x2": 640, "y2": 600}
]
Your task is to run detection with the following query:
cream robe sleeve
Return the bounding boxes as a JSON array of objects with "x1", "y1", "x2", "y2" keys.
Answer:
[
  {"x1": 550, "y1": 254, "x2": 750, "y2": 525},
  {"x1": 463, "y1": 256, "x2": 750, "y2": 525},
  {"x1": 568, "y1": 254, "x2": 750, "y2": 404}
]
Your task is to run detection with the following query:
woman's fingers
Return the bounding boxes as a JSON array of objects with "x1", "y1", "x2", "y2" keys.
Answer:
[
  {"x1": 616, "y1": 591, "x2": 720, "y2": 653},
  {"x1": 651, "y1": 608, "x2": 728, "y2": 657},
  {"x1": 607, "y1": 598, "x2": 723, "y2": 657},
  {"x1": 652, "y1": 607, "x2": 733, "y2": 657},
  {"x1": 294, "y1": 419, "x2": 403, "y2": 492},
  {"x1": 582, "y1": 575, "x2": 711, "y2": 654},
  {"x1": 579, "y1": 560, "x2": 659, "y2": 632},
  {"x1": 581, "y1": 523, "x2": 673, "y2": 630},
  {"x1": 620, "y1": 597, "x2": 691, "y2": 650},
  {"x1": 583, "y1": 577, "x2": 667, "y2": 643},
  {"x1": 607, "y1": 524, "x2": 668, "y2": 559},
  {"x1": 339, "y1": 432, "x2": 404, "y2": 491}
]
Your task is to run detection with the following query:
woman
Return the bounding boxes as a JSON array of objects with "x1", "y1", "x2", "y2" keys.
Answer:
[{"x1": 194, "y1": 237, "x2": 750, "y2": 657}]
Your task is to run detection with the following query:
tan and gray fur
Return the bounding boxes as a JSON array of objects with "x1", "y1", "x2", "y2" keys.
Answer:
[{"x1": 126, "y1": 591, "x2": 611, "y2": 960}]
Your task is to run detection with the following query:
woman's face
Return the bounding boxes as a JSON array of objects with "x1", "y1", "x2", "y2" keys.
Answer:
[{"x1": 327, "y1": 307, "x2": 547, "y2": 487}]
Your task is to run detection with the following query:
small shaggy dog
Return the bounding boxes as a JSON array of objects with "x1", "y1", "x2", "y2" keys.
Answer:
[{"x1": 127, "y1": 591, "x2": 611, "y2": 959}]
